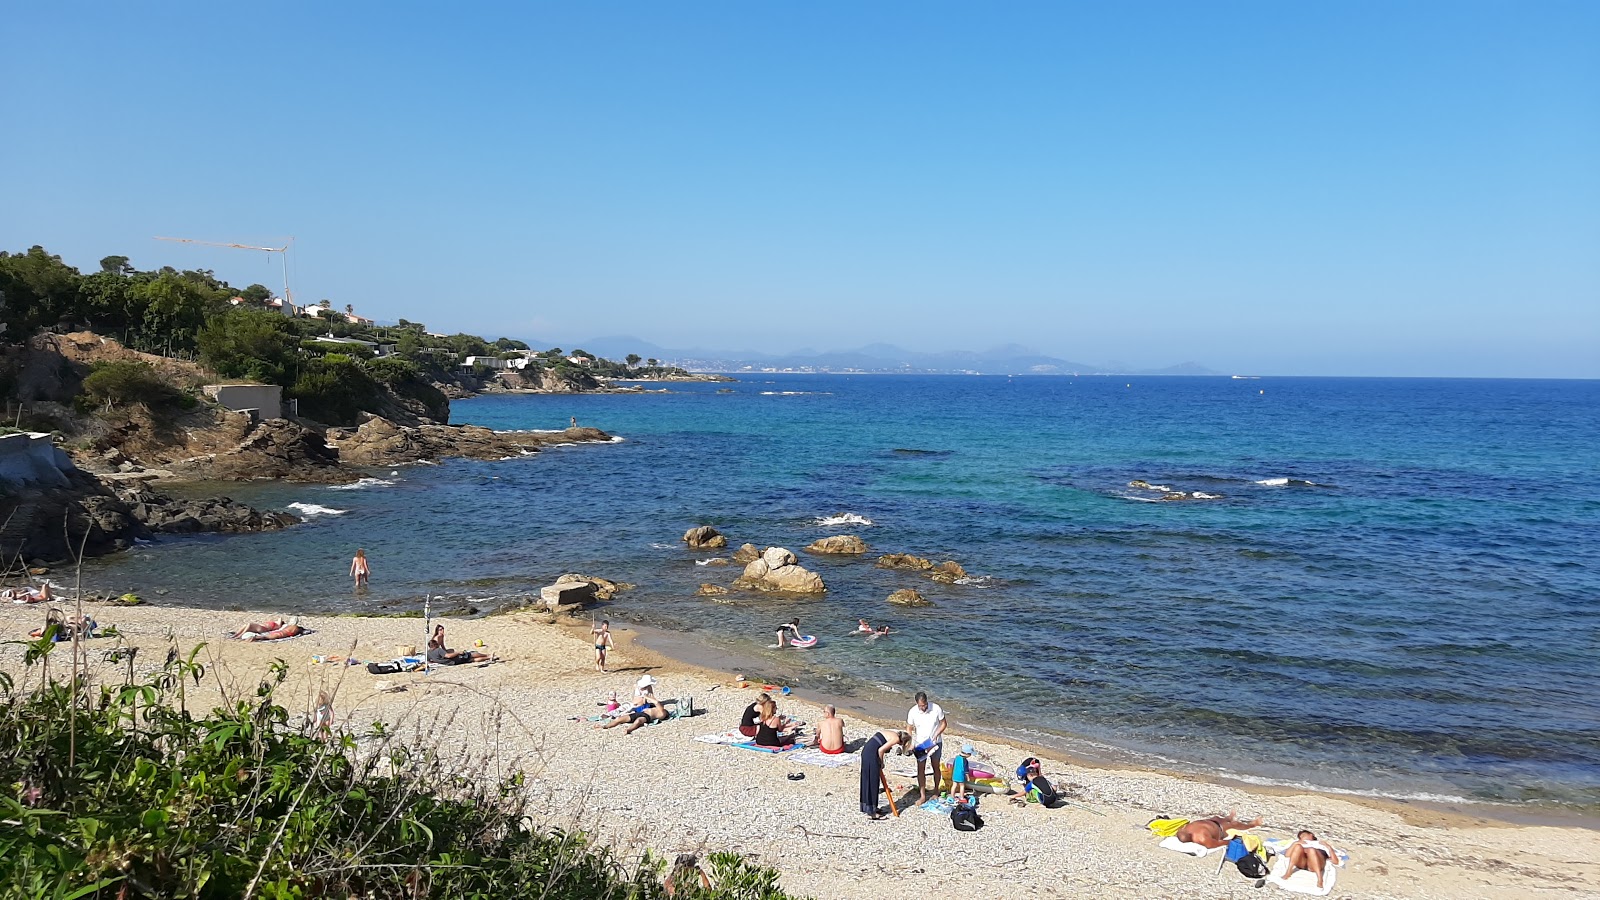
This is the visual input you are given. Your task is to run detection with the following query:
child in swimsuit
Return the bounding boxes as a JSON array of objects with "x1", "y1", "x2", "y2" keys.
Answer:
[{"x1": 592, "y1": 620, "x2": 613, "y2": 672}]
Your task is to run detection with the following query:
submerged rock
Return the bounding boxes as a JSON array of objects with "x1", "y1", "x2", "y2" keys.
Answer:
[
  {"x1": 804, "y1": 535, "x2": 868, "y2": 555},
  {"x1": 877, "y1": 553, "x2": 933, "y2": 571},
  {"x1": 887, "y1": 588, "x2": 933, "y2": 607},
  {"x1": 928, "y1": 560, "x2": 967, "y2": 584},
  {"x1": 696, "y1": 583, "x2": 729, "y2": 597}
]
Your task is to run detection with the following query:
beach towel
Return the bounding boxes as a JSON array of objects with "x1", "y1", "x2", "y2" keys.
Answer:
[
  {"x1": 786, "y1": 747, "x2": 859, "y2": 768},
  {"x1": 235, "y1": 628, "x2": 314, "y2": 643},
  {"x1": 1146, "y1": 816, "x2": 1191, "y2": 838},
  {"x1": 919, "y1": 796, "x2": 958, "y2": 814},
  {"x1": 1159, "y1": 836, "x2": 1225, "y2": 857},
  {"x1": 1267, "y1": 855, "x2": 1341, "y2": 895},
  {"x1": 731, "y1": 741, "x2": 800, "y2": 754},
  {"x1": 693, "y1": 730, "x2": 748, "y2": 745}
]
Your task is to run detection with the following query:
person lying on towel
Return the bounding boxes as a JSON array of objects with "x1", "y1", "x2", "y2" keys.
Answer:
[
  {"x1": 233, "y1": 617, "x2": 303, "y2": 641},
  {"x1": 1282, "y1": 830, "x2": 1343, "y2": 890},
  {"x1": 1174, "y1": 811, "x2": 1264, "y2": 849}
]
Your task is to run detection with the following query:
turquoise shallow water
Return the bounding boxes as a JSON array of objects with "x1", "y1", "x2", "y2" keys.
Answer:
[{"x1": 79, "y1": 375, "x2": 1600, "y2": 811}]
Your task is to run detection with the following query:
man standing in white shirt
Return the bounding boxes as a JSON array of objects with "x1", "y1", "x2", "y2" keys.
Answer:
[{"x1": 907, "y1": 691, "x2": 947, "y2": 804}]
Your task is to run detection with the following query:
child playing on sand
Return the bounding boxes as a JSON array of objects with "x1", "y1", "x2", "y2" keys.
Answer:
[
  {"x1": 350, "y1": 549, "x2": 370, "y2": 588},
  {"x1": 592, "y1": 620, "x2": 614, "y2": 672},
  {"x1": 951, "y1": 743, "x2": 975, "y2": 804}
]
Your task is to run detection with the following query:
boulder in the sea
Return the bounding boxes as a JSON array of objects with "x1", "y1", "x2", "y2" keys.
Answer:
[
  {"x1": 700, "y1": 557, "x2": 730, "y2": 567},
  {"x1": 732, "y1": 543, "x2": 761, "y2": 563},
  {"x1": 682, "y1": 525, "x2": 728, "y2": 550},
  {"x1": 1129, "y1": 479, "x2": 1154, "y2": 490},
  {"x1": 733, "y1": 546, "x2": 827, "y2": 595},
  {"x1": 928, "y1": 560, "x2": 967, "y2": 584},
  {"x1": 696, "y1": 583, "x2": 729, "y2": 597},
  {"x1": 887, "y1": 588, "x2": 933, "y2": 607},
  {"x1": 805, "y1": 535, "x2": 868, "y2": 555},
  {"x1": 554, "y1": 573, "x2": 633, "y2": 601},
  {"x1": 877, "y1": 553, "x2": 933, "y2": 571}
]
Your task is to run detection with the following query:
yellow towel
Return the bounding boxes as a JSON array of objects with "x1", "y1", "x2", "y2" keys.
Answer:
[{"x1": 1146, "y1": 817, "x2": 1190, "y2": 838}]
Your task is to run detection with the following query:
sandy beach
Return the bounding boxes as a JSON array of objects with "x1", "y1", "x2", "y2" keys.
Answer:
[{"x1": 4, "y1": 600, "x2": 1595, "y2": 900}]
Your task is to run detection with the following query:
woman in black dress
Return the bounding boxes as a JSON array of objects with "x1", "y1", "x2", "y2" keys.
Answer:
[{"x1": 860, "y1": 730, "x2": 912, "y2": 819}]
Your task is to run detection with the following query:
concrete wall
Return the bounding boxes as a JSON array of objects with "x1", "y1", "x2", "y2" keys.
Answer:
[
  {"x1": 203, "y1": 384, "x2": 283, "y2": 420},
  {"x1": 0, "y1": 432, "x2": 76, "y2": 488}
]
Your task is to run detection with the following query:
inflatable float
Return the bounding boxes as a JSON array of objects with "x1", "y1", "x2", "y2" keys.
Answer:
[{"x1": 767, "y1": 635, "x2": 818, "y2": 649}]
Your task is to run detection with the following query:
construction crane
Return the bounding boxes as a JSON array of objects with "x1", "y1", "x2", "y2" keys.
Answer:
[{"x1": 153, "y1": 236, "x2": 296, "y2": 309}]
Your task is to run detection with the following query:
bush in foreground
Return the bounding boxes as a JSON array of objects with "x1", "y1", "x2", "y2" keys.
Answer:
[{"x1": 0, "y1": 640, "x2": 798, "y2": 899}]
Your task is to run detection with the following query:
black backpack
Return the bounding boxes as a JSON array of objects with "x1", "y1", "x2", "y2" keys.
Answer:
[
  {"x1": 1235, "y1": 854, "x2": 1270, "y2": 880},
  {"x1": 951, "y1": 805, "x2": 985, "y2": 832},
  {"x1": 367, "y1": 661, "x2": 401, "y2": 675}
]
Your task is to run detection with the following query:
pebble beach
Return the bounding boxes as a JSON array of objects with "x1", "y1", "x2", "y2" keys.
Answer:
[{"x1": 5, "y1": 601, "x2": 1595, "y2": 899}]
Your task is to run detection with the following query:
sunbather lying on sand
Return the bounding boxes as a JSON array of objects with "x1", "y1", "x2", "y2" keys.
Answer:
[
  {"x1": 1174, "y1": 810, "x2": 1264, "y2": 849},
  {"x1": 29, "y1": 610, "x2": 96, "y2": 640},
  {"x1": 599, "y1": 693, "x2": 668, "y2": 734},
  {"x1": 3, "y1": 583, "x2": 52, "y2": 603},
  {"x1": 233, "y1": 617, "x2": 302, "y2": 641},
  {"x1": 1282, "y1": 830, "x2": 1342, "y2": 889}
]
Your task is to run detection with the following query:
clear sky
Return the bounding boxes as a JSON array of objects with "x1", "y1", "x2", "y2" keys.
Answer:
[{"x1": 3, "y1": 2, "x2": 1596, "y2": 377}]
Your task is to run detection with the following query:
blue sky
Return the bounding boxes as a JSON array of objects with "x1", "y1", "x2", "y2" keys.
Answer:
[{"x1": 3, "y1": 2, "x2": 1596, "y2": 376}]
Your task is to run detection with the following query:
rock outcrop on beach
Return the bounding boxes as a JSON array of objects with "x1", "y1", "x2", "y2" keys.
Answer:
[
  {"x1": 326, "y1": 417, "x2": 614, "y2": 467},
  {"x1": 804, "y1": 535, "x2": 868, "y2": 555},
  {"x1": 115, "y1": 485, "x2": 300, "y2": 534},
  {"x1": 732, "y1": 543, "x2": 761, "y2": 563},
  {"x1": 733, "y1": 546, "x2": 827, "y2": 595},
  {"x1": 887, "y1": 588, "x2": 933, "y2": 607},
  {"x1": 553, "y1": 573, "x2": 633, "y2": 601},
  {"x1": 682, "y1": 526, "x2": 728, "y2": 550}
]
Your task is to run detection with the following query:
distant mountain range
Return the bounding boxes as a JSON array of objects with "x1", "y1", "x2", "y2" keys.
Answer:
[{"x1": 567, "y1": 337, "x2": 1219, "y2": 376}]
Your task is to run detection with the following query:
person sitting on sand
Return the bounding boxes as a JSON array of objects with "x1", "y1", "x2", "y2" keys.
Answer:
[
  {"x1": 427, "y1": 635, "x2": 489, "y2": 665},
  {"x1": 1174, "y1": 810, "x2": 1264, "y2": 849},
  {"x1": 1281, "y1": 829, "x2": 1342, "y2": 889},
  {"x1": 29, "y1": 609, "x2": 94, "y2": 641},
  {"x1": 859, "y1": 729, "x2": 913, "y2": 820},
  {"x1": 754, "y1": 702, "x2": 798, "y2": 748},
  {"x1": 599, "y1": 691, "x2": 668, "y2": 734},
  {"x1": 664, "y1": 853, "x2": 710, "y2": 897},
  {"x1": 812, "y1": 704, "x2": 846, "y2": 754},
  {"x1": 233, "y1": 617, "x2": 302, "y2": 641},
  {"x1": 738, "y1": 692, "x2": 772, "y2": 738}
]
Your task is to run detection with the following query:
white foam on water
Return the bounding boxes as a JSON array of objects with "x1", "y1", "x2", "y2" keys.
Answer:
[
  {"x1": 694, "y1": 558, "x2": 727, "y2": 567},
  {"x1": 649, "y1": 542, "x2": 673, "y2": 550},
  {"x1": 1192, "y1": 492, "x2": 1224, "y2": 500},
  {"x1": 815, "y1": 513, "x2": 874, "y2": 527},
  {"x1": 288, "y1": 502, "x2": 347, "y2": 517},
  {"x1": 954, "y1": 575, "x2": 994, "y2": 587},
  {"x1": 759, "y1": 391, "x2": 832, "y2": 396},
  {"x1": 1255, "y1": 477, "x2": 1290, "y2": 486},
  {"x1": 328, "y1": 477, "x2": 396, "y2": 491},
  {"x1": 1120, "y1": 495, "x2": 1164, "y2": 503}
]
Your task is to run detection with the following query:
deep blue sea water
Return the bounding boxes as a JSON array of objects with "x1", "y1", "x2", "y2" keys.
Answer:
[{"x1": 79, "y1": 375, "x2": 1600, "y2": 811}]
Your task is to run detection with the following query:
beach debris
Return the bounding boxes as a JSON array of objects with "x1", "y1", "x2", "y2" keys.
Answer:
[
  {"x1": 804, "y1": 535, "x2": 868, "y2": 555},
  {"x1": 887, "y1": 588, "x2": 933, "y2": 608},
  {"x1": 682, "y1": 525, "x2": 728, "y2": 550}
]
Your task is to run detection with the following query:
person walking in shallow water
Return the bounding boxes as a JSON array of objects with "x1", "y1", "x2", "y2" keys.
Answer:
[{"x1": 349, "y1": 549, "x2": 370, "y2": 588}]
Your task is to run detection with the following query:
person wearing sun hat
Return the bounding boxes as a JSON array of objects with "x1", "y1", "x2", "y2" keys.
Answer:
[
  {"x1": 634, "y1": 674, "x2": 657, "y2": 700},
  {"x1": 950, "y1": 742, "x2": 976, "y2": 803}
]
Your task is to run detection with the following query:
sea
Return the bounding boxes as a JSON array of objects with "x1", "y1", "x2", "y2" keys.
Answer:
[{"x1": 76, "y1": 374, "x2": 1600, "y2": 815}]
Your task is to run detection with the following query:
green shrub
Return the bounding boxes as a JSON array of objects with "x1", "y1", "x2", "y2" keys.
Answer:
[
  {"x1": 299, "y1": 340, "x2": 374, "y2": 360},
  {"x1": 363, "y1": 356, "x2": 420, "y2": 386},
  {"x1": 197, "y1": 308, "x2": 298, "y2": 385},
  {"x1": 0, "y1": 641, "x2": 803, "y2": 900},
  {"x1": 79, "y1": 359, "x2": 182, "y2": 411},
  {"x1": 290, "y1": 354, "x2": 378, "y2": 425}
]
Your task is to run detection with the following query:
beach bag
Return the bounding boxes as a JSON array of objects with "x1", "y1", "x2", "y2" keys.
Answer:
[
  {"x1": 1224, "y1": 837, "x2": 1270, "y2": 879},
  {"x1": 950, "y1": 805, "x2": 985, "y2": 832},
  {"x1": 367, "y1": 661, "x2": 401, "y2": 675}
]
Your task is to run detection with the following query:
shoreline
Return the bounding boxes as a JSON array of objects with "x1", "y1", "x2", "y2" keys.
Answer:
[
  {"x1": 616, "y1": 620, "x2": 1598, "y2": 834},
  {"x1": 3, "y1": 600, "x2": 1596, "y2": 898}
]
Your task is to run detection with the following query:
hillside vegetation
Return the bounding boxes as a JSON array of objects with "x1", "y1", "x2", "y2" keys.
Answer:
[{"x1": 0, "y1": 245, "x2": 688, "y2": 426}]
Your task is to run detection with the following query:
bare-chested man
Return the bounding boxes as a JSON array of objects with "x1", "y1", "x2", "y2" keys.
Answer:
[
  {"x1": 812, "y1": 705, "x2": 845, "y2": 754},
  {"x1": 1174, "y1": 810, "x2": 1264, "y2": 848}
]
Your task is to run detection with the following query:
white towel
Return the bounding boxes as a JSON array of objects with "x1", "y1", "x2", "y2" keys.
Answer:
[
  {"x1": 1267, "y1": 854, "x2": 1341, "y2": 895},
  {"x1": 1159, "y1": 836, "x2": 1224, "y2": 857},
  {"x1": 786, "y1": 748, "x2": 858, "y2": 768}
]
